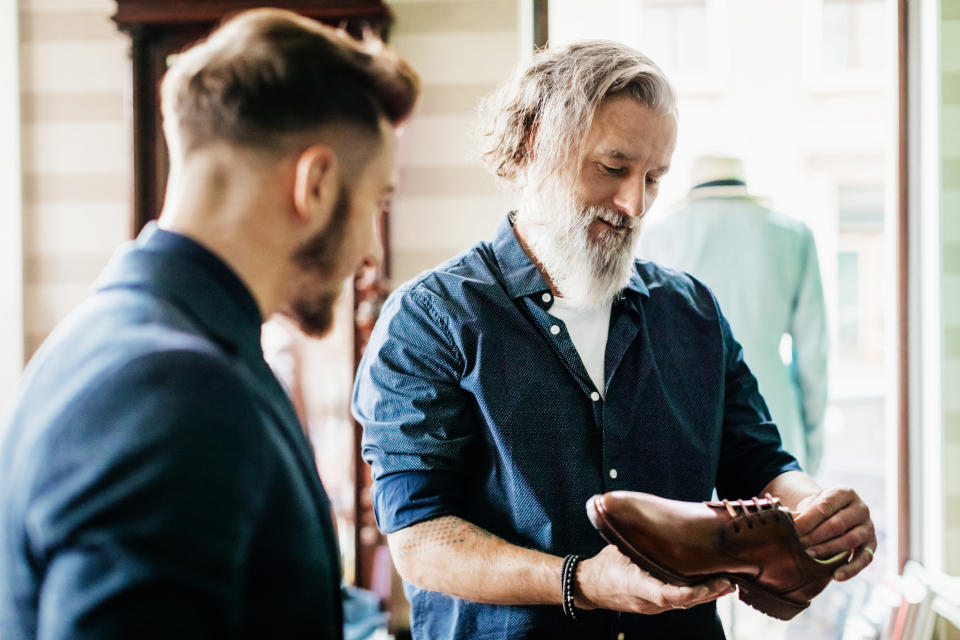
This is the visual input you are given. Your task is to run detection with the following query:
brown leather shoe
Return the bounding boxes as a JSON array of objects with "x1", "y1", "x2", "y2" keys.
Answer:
[{"x1": 586, "y1": 491, "x2": 849, "y2": 620}]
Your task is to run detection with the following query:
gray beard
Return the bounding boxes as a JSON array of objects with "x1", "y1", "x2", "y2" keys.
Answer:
[{"x1": 515, "y1": 188, "x2": 640, "y2": 308}]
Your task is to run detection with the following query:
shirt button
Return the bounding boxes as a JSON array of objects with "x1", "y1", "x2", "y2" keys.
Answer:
[
  {"x1": 542, "y1": 292, "x2": 552, "y2": 303},
  {"x1": 550, "y1": 324, "x2": 560, "y2": 335},
  {"x1": 590, "y1": 391, "x2": 600, "y2": 401},
  {"x1": 609, "y1": 468, "x2": 618, "y2": 479}
]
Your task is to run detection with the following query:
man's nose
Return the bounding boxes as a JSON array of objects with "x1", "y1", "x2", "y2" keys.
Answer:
[{"x1": 612, "y1": 176, "x2": 646, "y2": 219}]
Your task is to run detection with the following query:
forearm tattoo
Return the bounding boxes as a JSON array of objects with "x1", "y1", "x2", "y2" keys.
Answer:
[{"x1": 392, "y1": 516, "x2": 495, "y2": 560}]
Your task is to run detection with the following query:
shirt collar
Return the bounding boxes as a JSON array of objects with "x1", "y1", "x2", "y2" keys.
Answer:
[
  {"x1": 95, "y1": 222, "x2": 264, "y2": 365},
  {"x1": 490, "y1": 214, "x2": 551, "y2": 299},
  {"x1": 490, "y1": 213, "x2": 650, "y2": 302},
  {"x1": 625, "y1": 266, "x2": 650, "y2": 299}
]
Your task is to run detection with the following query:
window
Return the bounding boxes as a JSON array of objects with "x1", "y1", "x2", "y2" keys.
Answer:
[
  {"x1": 822, "y1": 0, "x2": 886, "y2": 71},
  {"x1": 802, "y1": 0, "x2": 890, "y2": 91},
  {"x1": 543, "y1": 2, "x2": 897, "y2": 634},
  {"x1": 548, "y1": 0, "x2": 727, "y2": 93},
  {"x1": 640, "y1": 0, "x2": 709, "y2": 77},
  {"x1": 837, "y1": 250, "x2": 861, "y2": 353},
  {"x1": 836, "y1": 184, "x2": 885, "y2": 364}
]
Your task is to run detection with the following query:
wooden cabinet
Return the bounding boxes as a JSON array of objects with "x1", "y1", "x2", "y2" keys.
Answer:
[{"x1": 112, "y1": 0, "x2": 394, "y2": 594}]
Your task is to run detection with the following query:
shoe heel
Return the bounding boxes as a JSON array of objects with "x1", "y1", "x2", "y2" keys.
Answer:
[{"x1": 735, "y1": 579, "x2": 808, "y2": 621}]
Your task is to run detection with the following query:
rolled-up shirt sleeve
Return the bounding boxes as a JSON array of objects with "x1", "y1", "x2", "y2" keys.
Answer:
[
  {"x1": 352, "y1": 287, "x2": 471, "y2": 534},
  {"x1": 714, "y1": 305, "x2": 802, "y2": 500}
]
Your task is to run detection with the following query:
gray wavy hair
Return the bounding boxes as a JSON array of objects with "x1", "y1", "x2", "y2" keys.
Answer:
[{"x1": 478, "y1": 40, "x2": 677, "y2": 188}]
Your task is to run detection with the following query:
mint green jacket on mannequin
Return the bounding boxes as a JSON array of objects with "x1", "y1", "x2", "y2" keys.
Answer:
[{"x1": 641, "y1": 196, "x2": 828, "y2": 475}]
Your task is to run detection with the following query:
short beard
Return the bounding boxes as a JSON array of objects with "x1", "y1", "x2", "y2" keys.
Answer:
[
  {"x1": 284, "y1": 287, "x2": 341, "y2": 338},
  {"x1": 516, "y1": 182, "x2": 641, "y2": 308},
  {"x1": 282, "y1": 183, "x2": 352, "y2": 337}
]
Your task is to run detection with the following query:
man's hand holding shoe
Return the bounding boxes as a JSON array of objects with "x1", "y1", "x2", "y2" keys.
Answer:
[
  {"x1": 794, "y1": 486, "x2": 877, "y2": 582},
  {"x1": 573, "y1": 545, "x2": 736, "y2": 615}
]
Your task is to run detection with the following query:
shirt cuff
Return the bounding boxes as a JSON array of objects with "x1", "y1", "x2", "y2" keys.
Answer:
[
  {"x1": 371, "y1": 470, "x2": 463, "y2": 534},
  {"x1": 746, "y1": 456, "x2": 803, "y2": 498}
]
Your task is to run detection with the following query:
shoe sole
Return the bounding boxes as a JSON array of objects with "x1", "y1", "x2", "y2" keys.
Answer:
[{"x1": 587, "y1": 495, "x2": 808, "y2": 621}]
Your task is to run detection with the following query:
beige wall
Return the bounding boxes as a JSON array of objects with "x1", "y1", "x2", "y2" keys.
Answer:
[
  {"x1": 15, "y1": 0, "x2": 525, "y2": 355},
  {"x1": 2, "y1": 0, "x2": 23, "y2": 415},
  {"x1": 18, "y1": 0, "x2": 130, "y2": 359},
  {"x1": 387, "y1": 0, "x2": 521, "y2": 287}
]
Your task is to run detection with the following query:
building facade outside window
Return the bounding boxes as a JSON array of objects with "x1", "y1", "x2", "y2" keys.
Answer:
[{"x1": 822, "y1": 0, "x2": 887, "y2": 71}]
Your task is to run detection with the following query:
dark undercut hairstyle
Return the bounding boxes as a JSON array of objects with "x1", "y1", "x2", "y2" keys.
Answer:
[{"x1": 160, "y1": 7, "x2": 420, "y2": 157}]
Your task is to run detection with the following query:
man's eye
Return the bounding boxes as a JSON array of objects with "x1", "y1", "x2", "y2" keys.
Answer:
[
  {"x1": 601, "y1": 164, "x2": 626, "y2": 175},
  {"x1": 646, "y1": 175, "x2": 660, "y2": 185}
]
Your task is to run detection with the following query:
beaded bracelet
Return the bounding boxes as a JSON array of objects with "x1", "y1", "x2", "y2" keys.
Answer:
[{"x1": 561, "y1": 553, "x2": 585, "y2": 620}]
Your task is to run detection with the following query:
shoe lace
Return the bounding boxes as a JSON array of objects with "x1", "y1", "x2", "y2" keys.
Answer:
[{"x1": 720, "y1": 493, "x2": 782, "y2": 534}]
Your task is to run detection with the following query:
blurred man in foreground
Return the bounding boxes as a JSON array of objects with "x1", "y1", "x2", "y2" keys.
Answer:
[{"x1": 0, "y1": 9, "x2": 418, "y2": 638}]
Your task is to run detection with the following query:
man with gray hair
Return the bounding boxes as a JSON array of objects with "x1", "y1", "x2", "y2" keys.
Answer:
[{"x1": 354, "y1": 40, "x2": 874, "y2": 638}]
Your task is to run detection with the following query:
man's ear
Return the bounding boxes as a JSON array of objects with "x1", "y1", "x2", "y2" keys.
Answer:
[{"x1": 292, "y1": 144, "x2": 339, "y2": 227}]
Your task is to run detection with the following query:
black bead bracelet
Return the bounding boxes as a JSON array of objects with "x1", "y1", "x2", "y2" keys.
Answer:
[{"x1": 561, "y1": 553, "x2": 585, "y2": 620}]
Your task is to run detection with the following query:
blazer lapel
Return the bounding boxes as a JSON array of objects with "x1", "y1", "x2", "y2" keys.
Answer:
[{"x1": 96, "y1": 235, "x2": 334, "y2": 521}]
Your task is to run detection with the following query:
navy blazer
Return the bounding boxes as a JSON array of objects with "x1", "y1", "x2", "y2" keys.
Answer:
[{"x1": 0, "y1": 225, "x2": 343, "y2": 639}]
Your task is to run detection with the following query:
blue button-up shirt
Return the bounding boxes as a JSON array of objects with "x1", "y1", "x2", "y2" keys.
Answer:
[{"x1": 352, "y1": 215, "x2": 800, "y2": 639}]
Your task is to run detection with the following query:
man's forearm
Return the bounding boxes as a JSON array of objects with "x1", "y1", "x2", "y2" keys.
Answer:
[
  {"x1": 761, "y1": 470, "x2": 821, "y2": 511},
  {"x1": 387, "y1": 515, "x2": 564, "y2": 606}
]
